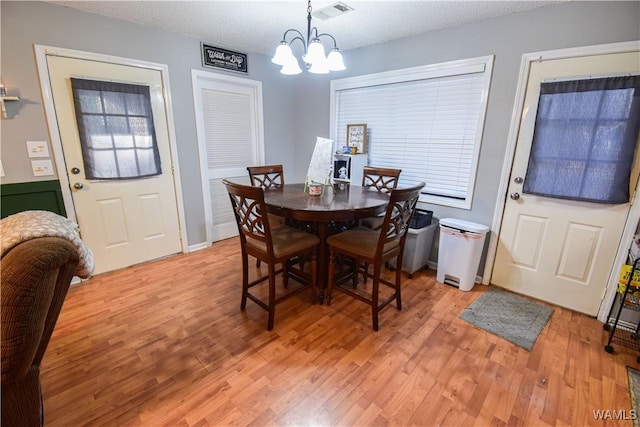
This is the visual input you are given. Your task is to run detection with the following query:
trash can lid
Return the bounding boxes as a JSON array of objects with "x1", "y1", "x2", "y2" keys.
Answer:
[{"x1": 439, "y1": 218, "x2": 489, "y2": 234}]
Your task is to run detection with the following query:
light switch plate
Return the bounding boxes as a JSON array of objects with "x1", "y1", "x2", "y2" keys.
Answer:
[
  {"x1": 26, "y1": 140, "x2": 50, "y2": 158},
  {"x1": 31, "y1": 159, "x2": 54, "y2": 176}
]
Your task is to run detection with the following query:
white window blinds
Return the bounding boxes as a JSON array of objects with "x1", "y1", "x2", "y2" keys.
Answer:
[{"x1": 332, "y1": 57, "x2": 492, "y2": 208}]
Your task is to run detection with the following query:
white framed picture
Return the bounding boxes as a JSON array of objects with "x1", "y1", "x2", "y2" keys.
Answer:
[{"x1": 346, "y1": 123, "x2": 367, "y2": 154}]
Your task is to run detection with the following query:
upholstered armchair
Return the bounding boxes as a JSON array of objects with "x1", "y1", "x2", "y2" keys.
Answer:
[{"x1": 1, "y1": 211, "x2": 94, "y2": 426}]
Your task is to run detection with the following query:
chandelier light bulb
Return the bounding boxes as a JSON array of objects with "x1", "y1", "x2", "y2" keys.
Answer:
[
  {"x1": 304, "y1": 39, "x2": 326, "y2": 65},
  {"x1": 326, "y1": 48, "x2": 346, "y2": 71},
  {"x1": 308, "y1": 58, "x2": 329, "y2": 74},
  {"x1": 281, "y1": 56, "x2": 303, "y2": 75},
  {"x1": 272, "y1": 42, "x2": 293, "y2": 66}
]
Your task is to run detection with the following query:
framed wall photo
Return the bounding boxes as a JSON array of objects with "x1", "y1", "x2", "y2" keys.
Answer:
[{"x1": 346, "y1": 123, "x2": 367, "y2": 154}]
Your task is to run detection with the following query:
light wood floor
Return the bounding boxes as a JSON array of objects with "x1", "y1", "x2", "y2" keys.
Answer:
[{"x1": 42, "y1": 237, "x2": 638, "y2": 426}]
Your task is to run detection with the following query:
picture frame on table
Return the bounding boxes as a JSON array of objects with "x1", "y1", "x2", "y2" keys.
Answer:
[{"x1": 346, "y1": 123, "x2": 367, "y2": 154}]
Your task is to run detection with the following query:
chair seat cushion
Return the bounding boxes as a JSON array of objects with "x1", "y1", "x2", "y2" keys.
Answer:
[
  {"x1": 247, "y1": 225, "x2": 319, "y2": 259},
  {"x1": 327, "y1": 226, "x2": 399, "y2": 259}
]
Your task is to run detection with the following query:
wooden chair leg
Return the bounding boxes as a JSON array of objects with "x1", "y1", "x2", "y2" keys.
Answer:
[
  {"x1": 241, "y1": 252, "x2": 249, "y2": 310},
  {"x1": 372, "y1": 265, "x2": 381, "y2": 331},
  {"x1": 298, "y1": 254, "x2": 306, "y2": 273},
  {"x1": 283, "y1": 260, "x2": 289, "y2": 289},
  {"x1": 352, "y1": 258, "x2": 359, "y2": 289},
  {"x1": 327, "y1": 252, "x2": 336, "y2": 306},
  {"x1": 395, "y1": 256, "x2": 403, "y2": 310},
  {"x1": 267, "y1": 264, "x2": 276, "y2": 331},
  {"x1": 363, "y1": 262, "x2": 369, "y2": 285},
  {"x1": 310, "y1": 253, "x2": 318, "y2": 304}
]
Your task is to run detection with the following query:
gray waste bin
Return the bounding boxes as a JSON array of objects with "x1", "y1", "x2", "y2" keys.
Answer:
[
  {"x1": 436, "y1": 218, "x2": 489, "y2": 291},
  {"x1": 389, "y1": 220, "x2": 437, "y2": 277}
]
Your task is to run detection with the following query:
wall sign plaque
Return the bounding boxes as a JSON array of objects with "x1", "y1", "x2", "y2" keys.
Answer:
[
  {"x1": 201, "y1": 43, "x2": 248, "y2": 73},
  {"x1": 346, "y1": 123, "x2": 367, "y2": 154}
]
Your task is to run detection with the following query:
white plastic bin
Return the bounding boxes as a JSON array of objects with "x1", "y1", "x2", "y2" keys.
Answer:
[{"x1": 436, "y1": 218, "x2": 489, "y2": 291}]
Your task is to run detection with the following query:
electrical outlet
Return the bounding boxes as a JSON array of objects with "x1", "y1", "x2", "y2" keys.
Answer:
[
  {"x1": 26, "y1": 140, "x2": 50, "y2": 158},
  {"x1": 31, "y1": 159, "x2": 54, "y2": 176}
]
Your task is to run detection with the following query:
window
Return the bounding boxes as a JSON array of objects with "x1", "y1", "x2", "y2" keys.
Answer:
[
  {"x1": 71, "y1": 78, "x2": 162, "y2": 180},
  {"x1": 331, "y1": 56, "x2": 493, "y2": 209},
  {"x1": 523, "y1": 76, "x2": 640, "y2": 204}
]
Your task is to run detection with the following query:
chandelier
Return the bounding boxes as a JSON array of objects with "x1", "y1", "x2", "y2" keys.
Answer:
[{"x1": 271, "y1": 0, "x2": 346, "y2": 75}]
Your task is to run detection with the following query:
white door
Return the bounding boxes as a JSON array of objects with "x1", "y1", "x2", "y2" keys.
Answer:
[
  {"x1": 492, "y1": 49, "x2": 640, "y2": 315},
  {"x1": 192, "y1": 71, "x2": 264, "y2": 242},
  {"x1": 46, "y1": 55, "x2": 183, "y2": 275}
]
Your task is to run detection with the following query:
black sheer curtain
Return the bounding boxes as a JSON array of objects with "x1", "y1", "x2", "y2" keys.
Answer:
[
  {"x1": 523, "y1": 75, "x2": 640, "y2": 204},
  {"x1": 71, "y1": 78, "x2": 162, "y2": 180}
]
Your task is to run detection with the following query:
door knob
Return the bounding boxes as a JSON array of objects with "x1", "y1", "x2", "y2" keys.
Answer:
[
  {"x1": 71, "y1": 167, "x2": 81, "y2": 175},
  {"x1": 73, "y1": 182, "x2": 84, "y2": 190},
  {"x1": 510, "y1": 192, "x2": 520, "y2": 200},
  {"x1": 514, "y1": 176, "x2": 523, "y2": 184}
]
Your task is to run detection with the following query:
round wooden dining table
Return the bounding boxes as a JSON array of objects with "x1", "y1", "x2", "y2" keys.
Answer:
[{"x1": 263, "y1": 183, "x2": 389, "y2": 300}]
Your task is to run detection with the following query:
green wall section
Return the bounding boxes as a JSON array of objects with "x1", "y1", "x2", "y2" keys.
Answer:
[{"x1": 1, "y1": 180, "x2": 66, "y2": 218}]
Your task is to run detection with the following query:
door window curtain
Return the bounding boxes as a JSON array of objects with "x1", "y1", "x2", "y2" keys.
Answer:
[
  {"x1": 523, "y1": 76, "x2": 640, "y2": 204},
  {"x1": 71, "y1": 78, "x2": 162, "y2": 180}
]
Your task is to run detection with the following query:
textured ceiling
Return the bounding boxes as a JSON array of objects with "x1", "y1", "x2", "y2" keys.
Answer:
[{"x1": 47, "y1": 1, "x2": 566, "y2": 56}]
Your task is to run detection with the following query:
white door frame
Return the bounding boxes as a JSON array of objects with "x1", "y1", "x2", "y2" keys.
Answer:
[
  {"x1": 34, "y1": 44, "x2": 189, "y2": 255},
  {"x1": 191, "y1": 69, "x2": 264, "y2": 244},
  {"x1": 486, "y1": 40, "x2": 640, "y2": 322}
]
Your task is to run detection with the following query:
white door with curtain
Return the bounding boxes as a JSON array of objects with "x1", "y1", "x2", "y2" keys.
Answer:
[
  {"x1": 492, "y1": 45, "x2": 640, "y2": 315},
  {"x1": 38, "y1": 50, "x2": 185, "y2": 275},
  {"x1": 192, "y1": 70, "x2": 264, "y2": 243}
]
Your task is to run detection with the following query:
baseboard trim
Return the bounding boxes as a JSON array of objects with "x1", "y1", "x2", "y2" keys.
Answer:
[{"x1": 188, "y1": 242, "x2": 210, "y2": 252}]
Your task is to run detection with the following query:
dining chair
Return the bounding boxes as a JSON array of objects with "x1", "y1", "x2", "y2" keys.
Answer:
[
  {"x1": 326, "y1": 182, "x2": 425, "y2": 331},
  {"x1": 247, "y1": 165, "x2": 286, "y2": 267},
  {"x1": 360, "y1": 166, "x2": 402, "y2": 229},
  {"x1": 247, "y1": 164, "x2": 284, "y2": 189},
  {"x1": 359, "y1": 166, "x2": 402, "y2": 284},
  {"x1": 223, "y1": 179, "x2": 319, "y2": 331}
]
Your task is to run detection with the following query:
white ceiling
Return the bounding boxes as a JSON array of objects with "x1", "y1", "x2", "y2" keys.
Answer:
[{"x1": 47, "y1": 1, "x2": 566, "y2": 57}]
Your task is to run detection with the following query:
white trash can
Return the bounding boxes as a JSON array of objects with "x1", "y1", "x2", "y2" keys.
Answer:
[{"x1": 436, "y1": 218, "x2": 489, "y2": 291}]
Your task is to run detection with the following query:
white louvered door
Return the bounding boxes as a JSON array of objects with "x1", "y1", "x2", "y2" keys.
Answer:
[{"x1": 192, "y1": 71, "x2": 264, "y2": 243}]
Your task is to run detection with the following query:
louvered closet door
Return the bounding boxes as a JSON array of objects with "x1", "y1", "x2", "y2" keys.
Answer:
[{"x1": 192, "y1": 71, "x2": 264, "y2": 242}]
